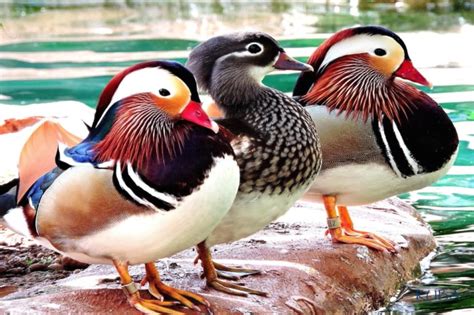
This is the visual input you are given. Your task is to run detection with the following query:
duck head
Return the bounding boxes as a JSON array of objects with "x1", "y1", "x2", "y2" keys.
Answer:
[
  {"x1": 294, "y1": 26, "x2": 433, "y2": 122},
  {"x1": 186, "y1": 32, "x2": 312, "y2": 115},
  {"x1": 92, "y1": 60, "x2": 217, "y2": 133},
  {"x1": 90, "y1": 61, "x2": 218, "y2": 168}
]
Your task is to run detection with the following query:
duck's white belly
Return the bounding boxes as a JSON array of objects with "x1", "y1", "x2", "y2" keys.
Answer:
[
  {"x1": 305, "y1": 152, "x2": 456, "y2": 206},
  {"x1": 206, "y1": 187, "x2": 307, "y2": 246},
  {"x1": 40, "y1": 155, "x2": 239, "y2": 265}
]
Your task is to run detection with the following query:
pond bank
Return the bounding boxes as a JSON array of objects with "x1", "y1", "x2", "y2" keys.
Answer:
[{"x1": 0, "y1": 198, "x2": 435, "y2": 313}]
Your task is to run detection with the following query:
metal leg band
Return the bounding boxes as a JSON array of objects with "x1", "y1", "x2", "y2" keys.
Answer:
[
  {"x1": 122, "y1": 281, "x2": 138, "y2": 296},
  {"x1": 327, "y1": 216, "x2": 341, "y2": 229}
]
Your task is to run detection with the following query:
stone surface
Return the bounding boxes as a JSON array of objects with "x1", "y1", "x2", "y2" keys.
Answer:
[{"x1": 0, "y1": 198, "x2": 436, "y2": 314}]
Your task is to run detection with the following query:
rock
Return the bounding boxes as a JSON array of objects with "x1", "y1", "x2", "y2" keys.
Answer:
[
  {"x1": 0, "y1": 117, "x2": 43, "y2": 135},
  {"x1": 61, "y1": 257, "x2": 89, "y2": 271},
  {"x1": 0, "y1": 286, "x2": 17, "y2": 299},
  {"x1": 29, "y1": 263, "x2": 48, "y2": 272},
  {"x1": 8, "y1": 267, "x2": 25, "y2": 275},
  {"x1": 0, "y1": 198, "x2": 435, "y2": 314},
  {"x1": 47, "y1": 264, "x2": 63, "y2": 271},
  {"x1": 168, "y1": 262, "x2": 180, "y2": 269}
]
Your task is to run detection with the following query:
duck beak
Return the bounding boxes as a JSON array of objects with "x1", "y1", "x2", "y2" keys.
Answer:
[
  {"x1": 274, "y1": 52, "x2": 314, "y2": 72},
  {"x1": 394, "y1": 60, "x2": 432, "y2": 88},
  {"x1": 181, "y1": 100, "x2": 219, "y2": 133}
]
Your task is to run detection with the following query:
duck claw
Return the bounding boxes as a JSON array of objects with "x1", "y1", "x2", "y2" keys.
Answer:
[
  {"x1": 213, "y1": 261, "x2": 262, "y2": 280},
  {"x1": 143, "y1": 262, "x2": 210, "y2": 312},
  {"x1": 208, "y1": 278, "x2": 268, "y2": 297},
  {"x1": 196, "y1": 242, "x2": 268, "y2": 298},
  {"x1": 329, "y1": 227, "x2": 397, "y2": 253},
  {"x1": 130, "y1": 294, "x2": 185, "y2": 315}
]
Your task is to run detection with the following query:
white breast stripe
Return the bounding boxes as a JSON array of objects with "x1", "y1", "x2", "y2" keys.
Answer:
[
  {"x1": 126, "y1": 162, "x2": 178, "y2": 207},
  {"x1": 96, "y1": 160, "x2": 115, "y2": 169},
  {"x1": 392, "y1": 121, "x2": 422, "y2": 175},
  {"x1": 378, "y1": 120, "x2": 402, "y2": 178},
  {"x1": 114, "y1": 161, "x2": 161, "y2": 212}
]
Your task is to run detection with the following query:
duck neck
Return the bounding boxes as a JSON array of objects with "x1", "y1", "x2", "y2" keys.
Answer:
[
  {"x1": 208, "y1": 64, "x2": 266, "y2": 118},
  {"x1": 303, "y1": 56, "x2": 433, "y2": 123}
]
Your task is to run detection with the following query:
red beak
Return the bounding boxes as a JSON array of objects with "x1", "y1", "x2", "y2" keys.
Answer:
[
  {"x1": 394, "y1": 60, "x2": 432, "y2": 88},
  {"x1": 181, "y1": 100, "x2": 219, "y2": 133},
  {"x1": 274, "y1": 52, "x2": 314, "y2": 72}
]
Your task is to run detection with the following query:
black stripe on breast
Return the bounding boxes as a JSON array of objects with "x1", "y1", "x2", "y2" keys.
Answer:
[
  {"x1": 372, "y1": 118, "x2": 415, "y2": 178},
  {"x1": 112, "y1": 166, "x2": 176, "y2": 211}
]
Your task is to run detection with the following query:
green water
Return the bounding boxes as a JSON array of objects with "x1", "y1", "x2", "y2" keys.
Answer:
[{"x1": 1, "y1": 1, "x2": 473, "y2": 312}]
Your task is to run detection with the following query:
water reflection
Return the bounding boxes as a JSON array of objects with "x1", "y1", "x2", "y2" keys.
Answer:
[{"x1": 1, "y1": 0, "x2": 473, "y2": 40}]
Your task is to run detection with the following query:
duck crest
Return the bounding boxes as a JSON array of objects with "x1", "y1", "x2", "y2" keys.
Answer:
[{"x1": 93, "y1": 61, "x2": 165, "y2": 129}]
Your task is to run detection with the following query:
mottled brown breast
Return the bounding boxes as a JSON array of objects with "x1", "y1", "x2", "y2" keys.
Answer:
[{"x1": 223, "y1": 89, "x2": 321, "y2": 195}]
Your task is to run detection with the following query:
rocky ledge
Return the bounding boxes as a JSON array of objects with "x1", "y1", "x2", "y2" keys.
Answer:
[
  {"x1": 0, "y1": 103, "x2": 436, "y2": 314},
  {"x1": 0, "y1": 199, "x2": 435, "y2": 314}
]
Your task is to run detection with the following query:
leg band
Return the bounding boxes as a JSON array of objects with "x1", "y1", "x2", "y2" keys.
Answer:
[
  {"x1": 327, "y1": 216, "x2": 341, "y2": 229},
  {"x1": 122, "y1": 281, "x2": 138, "y2": 296}
]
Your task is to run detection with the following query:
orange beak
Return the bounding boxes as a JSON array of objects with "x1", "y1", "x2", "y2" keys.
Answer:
[
  {"x1": 181, "y1": 100, "x2": 219, "y2": 133},
  {"x1": 394, "y1": 60, "x2": 432, "y2": 88}
]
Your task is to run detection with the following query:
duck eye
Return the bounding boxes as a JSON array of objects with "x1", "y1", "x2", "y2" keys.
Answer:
[
  {"x1": 159, "y1": 88, "x2": 171, "y2": 97},
  {"x1": 247, "y1": 43, "x2": 262, "y2": 54},
  {"x1": 374, "y1": 48, "x2": 387, "y2": 56}
]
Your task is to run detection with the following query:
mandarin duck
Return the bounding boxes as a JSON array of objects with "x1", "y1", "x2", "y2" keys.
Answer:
[
  {"x1": 292, "y1": 26, "x2": 459, "y2": 251},
  {"x1": 186, "y1": 32, "x2": 322, "y2": 296},
  {"x1": 2, "y1": 61, "x2": 240, "y2": 314}
]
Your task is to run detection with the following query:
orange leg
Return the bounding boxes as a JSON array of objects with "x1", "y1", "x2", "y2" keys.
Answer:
[
  {"x1": 196, "y1": 242, "x2": 267, "y2": 297},
  {"x1": 113, "y1": 260, "x2": 181, "y2": 314},
  {"x1": 141, "y1": 262, "x2": 209, "y2": 312},
  {"x1": 323, "y1": 195, "x2": 396, "y2": 252}
]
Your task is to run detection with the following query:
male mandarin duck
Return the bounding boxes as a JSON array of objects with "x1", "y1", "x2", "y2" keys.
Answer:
[
  {"x1": 186, "y1": 32, "x2": 322, "y2": 296},
  {"x1": 2, "y1": 61, "x2": 240, "y2": 314},
  {"x1": 293, "y1": 26, "x2": 459, "y2": 251}
]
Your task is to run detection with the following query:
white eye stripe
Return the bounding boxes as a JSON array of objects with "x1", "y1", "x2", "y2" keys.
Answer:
[
  {"x1": 319, "y1": 34, "x2": 400, "y2": 71},
  {"x1": 96, "y1": 67, "x2": 178, "y2": 126},
  {"x1": 218, "y1": 42, "x2": 265, "y2": 60}
]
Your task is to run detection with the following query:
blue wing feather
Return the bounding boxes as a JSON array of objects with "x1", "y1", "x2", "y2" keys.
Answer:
[
  {"x1": 25, "y1": 167, "x2": 63, "y2": 210},
  {"x1": 56, "y1": 101, "x2": 120, "y2": 169}
]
